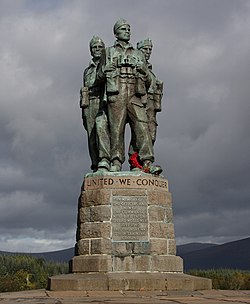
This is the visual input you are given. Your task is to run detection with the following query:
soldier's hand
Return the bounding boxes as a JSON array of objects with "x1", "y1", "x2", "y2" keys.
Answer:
[
  {"x1": 136, "y1": 63, "x2": 147, "y2": 75},
  {"x1": 104, "y1": 63, "x2": 116, "y2": 73}
]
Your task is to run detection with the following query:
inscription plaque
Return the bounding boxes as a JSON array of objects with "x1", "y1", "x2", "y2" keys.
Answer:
[{"x1": 112, "y1": 195, "x2": 148, "y2": 241}]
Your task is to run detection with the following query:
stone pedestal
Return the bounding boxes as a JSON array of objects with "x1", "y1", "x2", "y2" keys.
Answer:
[
  {"x1": 73, "y1": 172, "x2": 182, "y2": 273},
  {"x1": 49, "y1": 172, "x2": 212, "y2": 291}
]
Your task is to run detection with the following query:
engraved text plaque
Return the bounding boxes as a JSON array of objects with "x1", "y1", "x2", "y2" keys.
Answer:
[{"x1": 112, "y1": 195, "x2": 148, "y2": 241}]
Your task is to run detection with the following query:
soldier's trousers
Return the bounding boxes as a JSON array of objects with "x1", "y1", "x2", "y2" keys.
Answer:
[
  {"x1": 129, "y1": 95, "x2": 158, "y2": 156},
  {"x1": 146, "y1": 95, "x2": 158, "y2": 144},
  {"x1": 107, "y1": 80, "x2": 154, "y2": 164},
  {"x1": 82, "y1": 97, "x2": 110, "y2": 170}
]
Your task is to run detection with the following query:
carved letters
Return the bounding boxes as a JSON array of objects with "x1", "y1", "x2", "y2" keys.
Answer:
[
  {"x1": 84, "y1": 175, "x2": 168, "y2": 191},
  {"x1": 112, "y1": 196, "x2": 148, "y2": 241}
]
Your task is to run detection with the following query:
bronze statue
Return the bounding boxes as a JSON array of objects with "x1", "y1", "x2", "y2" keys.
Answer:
[
  {"x1": 137, "y1": 38, "x2": 163, "y2": 145},
  {"x1": 80, "y1": 36, "x2": 110, "y2": 172},
  {"x1": 97, "y1": 19, "x2": 161, "y2": 174},
  {"x1": 80, "y1": 21, "x2": 163, "y2": 175}
]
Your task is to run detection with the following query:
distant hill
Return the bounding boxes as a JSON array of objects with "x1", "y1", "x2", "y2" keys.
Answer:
[
  {"x1": 0, "y1": 247, "x2": 75, "y2": 263},
  {"x1": 1, "y1": 237, "x2": 249, "y2": 270},
  {"x1": 179, "y1": 237, "x2": 250, "y2": 271},
  {"x1": 177, "y1": 242, "x2": 218, "y2": 255}
]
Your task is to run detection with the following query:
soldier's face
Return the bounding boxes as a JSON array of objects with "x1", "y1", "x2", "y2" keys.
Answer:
[
  {"x1": 115, "y1": 24, "x2": 131, "y2": 42},
  {"x1": 91, "y1": 42, "x2": 104, "y2": 59},
  {"x1": 141, "y1": 45, "x2": 152, "y2": 61}
]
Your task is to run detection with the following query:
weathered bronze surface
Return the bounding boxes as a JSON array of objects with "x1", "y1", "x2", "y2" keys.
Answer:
[
  {"x1": 129, "y1": 38, "x2": 163, "y2": 158},
  {"x1": 80, "y1": 20, "x2": 163, "y2": 175},
  {"x1": 80, "y1": 36, "x2": 110, "y2": 172}
]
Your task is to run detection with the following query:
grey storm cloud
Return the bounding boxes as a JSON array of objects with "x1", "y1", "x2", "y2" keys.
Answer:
[{"x1": 0, "y1": 0, "x2": 249, "y2": 252}]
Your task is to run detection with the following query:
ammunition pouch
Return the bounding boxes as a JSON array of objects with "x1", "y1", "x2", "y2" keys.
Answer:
[
  {"x1": 106, "y1": 71, "x2": 119, "y2": 94},
  {"x1": 154, "y1": 93, "x2": 162, "y2": 112},
  {"x1": 80, "y1": 87, "x2": 89, "y2": 108},
  {"x1": 135, "y1": 74, "x2": 147, "y2": 97},
  {"x1": 154, "y1": 80, "x2": 163, "y2": 112}
]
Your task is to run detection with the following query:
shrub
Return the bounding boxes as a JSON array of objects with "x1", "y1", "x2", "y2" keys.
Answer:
[
  {"x1": 0, "y1": 269, "x2": 29, "y2": 292},
  {"x1": 188, "y1": 269, "x2": 250, "y2": 290}
]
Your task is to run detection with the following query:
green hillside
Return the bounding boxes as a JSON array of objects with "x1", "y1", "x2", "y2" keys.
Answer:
[{"x1": 0, "y1": 255, "x2": 68, "y2": 292}]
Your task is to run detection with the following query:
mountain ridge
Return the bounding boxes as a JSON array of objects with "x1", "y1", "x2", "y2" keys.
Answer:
[
  {"x1": 1, "y1": 237, "x2": 249, "y2": 270},
  {"x1": 177, "y1": 242, "x2": 218, "y2": 255},
  {"x1": 179, "y1": 237, "x2": 250, "y2": 270},
  {"x1": 0, "y1": 247, "x2": 75, "y2": 263}
]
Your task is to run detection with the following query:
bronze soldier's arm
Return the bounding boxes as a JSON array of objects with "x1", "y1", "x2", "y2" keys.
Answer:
[
  {"x1": 137, "y1": 50, "x2": 151, "y2": 87},
  {"x1": 96, "y1": 48, "x2": 107, "y2": 82},
  {"x1": 154, "y1": 79, "x2": 163, "y2": 112}
]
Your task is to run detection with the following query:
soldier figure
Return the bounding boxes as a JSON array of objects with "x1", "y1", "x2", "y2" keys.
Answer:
[
  {"x1": 137, "y1": 38, "x2": 163, "y2": 145},
  {"x1": 98, "y1": 19, "x2": 161, "y2": 173},
  {"x1": 128, "y1": 39, "x2": 163, "y2": 173},
  {"x1": 80, "y1": 36, "x2": 110, "y2": 172}
]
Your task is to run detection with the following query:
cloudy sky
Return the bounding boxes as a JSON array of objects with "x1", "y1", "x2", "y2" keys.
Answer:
[{"x1": 0, "y1": 0, "x2": 249, "y2": 253}]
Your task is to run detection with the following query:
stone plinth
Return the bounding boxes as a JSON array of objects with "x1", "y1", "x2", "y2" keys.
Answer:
[
  {"x1": 73, "y1": 172, "x2": 182, "y2": 273},
  {"x1": 49, "y1": 172, "x2": 212, "y2": 291},
  {"x1": 49, "y1": 272, "x2": 212, "y2": 291}
]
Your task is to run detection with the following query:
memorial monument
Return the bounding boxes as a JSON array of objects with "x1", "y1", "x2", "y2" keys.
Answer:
[{"x1": 49, "y1": 19, "x2": 212, "y2": 291}]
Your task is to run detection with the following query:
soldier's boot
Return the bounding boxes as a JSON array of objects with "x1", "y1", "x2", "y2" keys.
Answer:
[
  {"x1": 97, "y1": 158, "x2": 110, "y2": 172},
  {"x1": 110, "y1": 159, "x2": 122, "y2": 172},
  {"x1": 143, "y1": 160, "x2": 162, "y2": 176},
  {"x1": 131, "y1": 167, "x2": 142, "y2": 172}
]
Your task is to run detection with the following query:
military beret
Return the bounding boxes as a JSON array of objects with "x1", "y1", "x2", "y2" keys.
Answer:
[
  {"x1": 113, "y1": 18, "x2": 129, "y2": 34},
  {"x1": 137, "y1": 38, "x2": 153, "y2": 50},
  {"x1": 89, "y1": 36, "x2": 105, "y2": 48}
]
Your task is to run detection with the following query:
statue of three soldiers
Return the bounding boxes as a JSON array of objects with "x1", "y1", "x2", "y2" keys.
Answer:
[{"x1": 80, "y1": 19, "x2": 163, "y2": 175}]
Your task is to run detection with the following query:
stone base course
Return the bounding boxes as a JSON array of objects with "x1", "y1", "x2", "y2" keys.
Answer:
[
  {"x1": 70, "y1": 254, "x2": 183, "y2": 272},
  {"x1": 48, "y1": 272, "x2": 212, "y2": 291},
  {"x1": 70, "y1": 255, "x2": 112, "y2": 273},
  {"x1": 2, "y1": 289, "x2": 250, "y2": 304}
]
